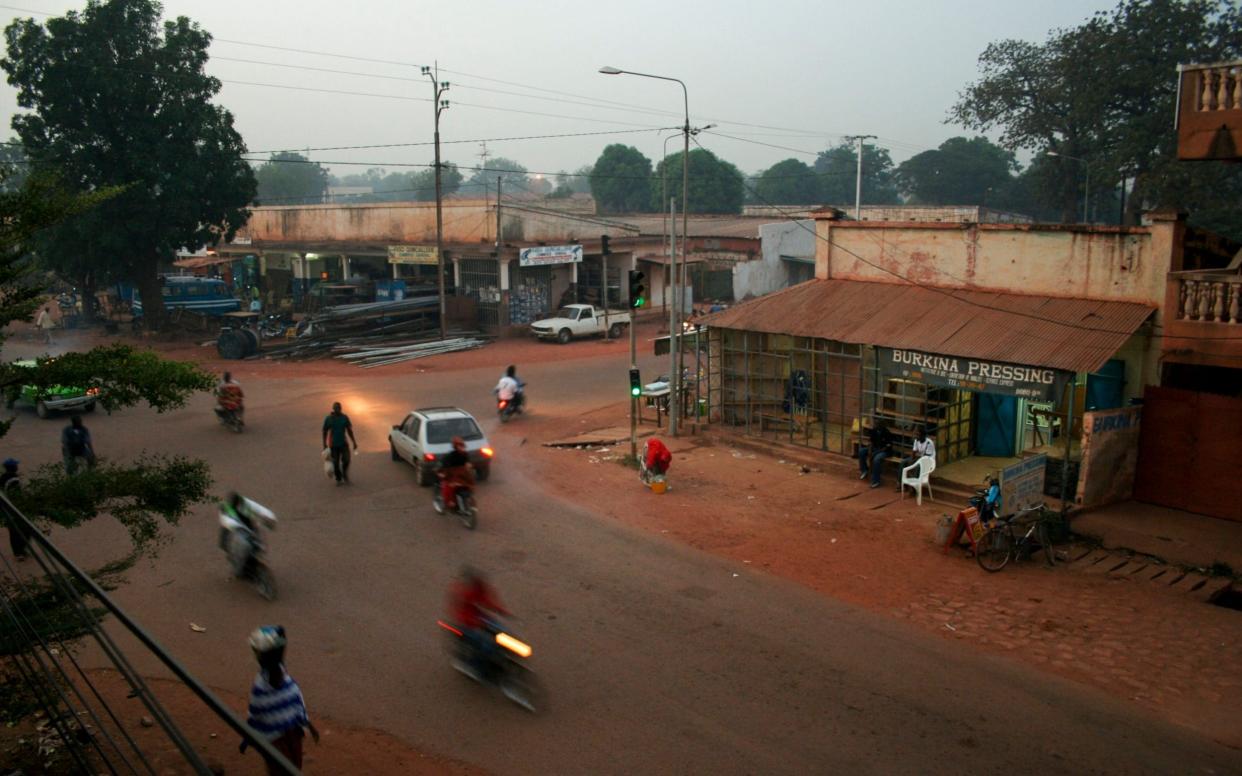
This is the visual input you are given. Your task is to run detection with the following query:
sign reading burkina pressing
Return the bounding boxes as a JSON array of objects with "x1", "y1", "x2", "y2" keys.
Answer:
[
  {"x1": 877, "y1": 347, "x2": 1072, "y2": 402},
  {"x1": 519, "y1": 244, "x2": 583, "y2": 267}
]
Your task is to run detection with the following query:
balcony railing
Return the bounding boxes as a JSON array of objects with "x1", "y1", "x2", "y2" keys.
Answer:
[
  {"x1": 1175, "y1": 273, "x2": 1242, "y2": 325},
  {"x1": 1177, "y1": 62, "x2": 1242, "y2": 161},
  {"x1": 1186, "y1": 64, "x2": 1242, "y2": 113}
]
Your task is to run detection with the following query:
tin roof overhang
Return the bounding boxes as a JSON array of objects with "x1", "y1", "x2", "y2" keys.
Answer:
[{"x1": 701, "y1": 279, "x2": 1155, "y2": 374}]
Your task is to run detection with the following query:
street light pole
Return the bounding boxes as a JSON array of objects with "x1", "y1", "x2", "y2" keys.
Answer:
[
  {"x1": 1046, "y1": 150, "x2": 1089, "y2": 224},
  {"x1": 600, "y1": 65, "x2": 690, "y2": 436},
  {"x1": 421, "y1": 63, "x2": 450, "y2": 339},
  {"x1": 844, "y1": 134, "x2": 876, "y2": 220}
]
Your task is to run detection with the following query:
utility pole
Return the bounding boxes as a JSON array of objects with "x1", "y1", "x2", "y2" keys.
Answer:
[
  {"x1": 602, "y1": 235, "x2": 610, "y2": 339},
  {"x1": 495, "y1": 177, "x2": 502, "y2": 251},
  {"x1": 669, "y1": 196, "x2": 679, "y2": 437},
  {"x1": 845, "y1": 134, "x2": 876, "y2": 220},
  {"x1": 421, "y1": 63, "x2": 450, "y2": 339}
]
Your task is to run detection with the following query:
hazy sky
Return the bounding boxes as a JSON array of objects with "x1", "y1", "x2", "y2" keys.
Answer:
[{"x1": 0, "y1": 0, "x2": 1117, "y2": 181}]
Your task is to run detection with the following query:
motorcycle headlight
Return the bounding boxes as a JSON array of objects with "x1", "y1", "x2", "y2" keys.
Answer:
[{"x1": 495, "y1": 632, "x2": 531, "y2": 658}]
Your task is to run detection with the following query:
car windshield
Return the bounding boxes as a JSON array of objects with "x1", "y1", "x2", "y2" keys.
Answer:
[
  {"x1": 554, "y1": 307, "x2": 579, "y2": 320},
  {"x1": 426, "y1": 417, "x2": 483, "y2": 444}
]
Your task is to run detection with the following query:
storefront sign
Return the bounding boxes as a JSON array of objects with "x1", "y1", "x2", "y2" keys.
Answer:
[
  {"x1": 387, "y1": 245, "x2": 439, "y2": 265},
  {"x1": 519, "y1": 244, "x2": 582, "y2": 267},
  {"x1": 999, "y1": 454, "x2": 1047, "y2": 516},
  {"x1": 1075, "y1": 406, "x2": 1142, "y2": 509},
  {"x1": 877, "y1": 347, "x2": 1071, "y2": 401}
]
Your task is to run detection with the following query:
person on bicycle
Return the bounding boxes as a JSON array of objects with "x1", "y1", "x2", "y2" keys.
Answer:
[{"x1": 438, "y1": 437, "x2": 474, "y2": 510}]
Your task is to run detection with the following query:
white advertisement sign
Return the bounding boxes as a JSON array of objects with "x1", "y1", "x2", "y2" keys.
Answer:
[{"x1": 519, "y1": 244, "x2": 583, "y2": 267}]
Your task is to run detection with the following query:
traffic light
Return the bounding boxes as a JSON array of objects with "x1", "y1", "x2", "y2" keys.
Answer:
[
  {"x1": 629, "y1": 368, "x2": 642, "y2": 398},
  {"x1": 628, "y1": 270, "x2": 646, "y2": 309},
  {"x1": 601, "y1": 234, "x2": 611, "y2": 255}
]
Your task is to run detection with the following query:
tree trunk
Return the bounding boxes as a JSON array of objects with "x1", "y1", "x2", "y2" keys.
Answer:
[
  {"x1": 79, "y1": 271, "x2": 98, "y2": 324},
  {"x1": 134, "y1": 270, "x2": 165, "y2": 330}
]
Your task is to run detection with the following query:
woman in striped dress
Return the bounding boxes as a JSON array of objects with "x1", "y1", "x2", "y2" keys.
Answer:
[{"x1": 243, "y1": 626, "x2": 320, "y2": 773}]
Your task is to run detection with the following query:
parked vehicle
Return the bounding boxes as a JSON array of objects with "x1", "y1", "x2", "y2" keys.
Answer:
[
  {"x1": 389, "y1": 407, "x2": 494, "y2": 485},
  {"x1": 437, "y1": 614, "x2": 540, "y2": 712},
  {"x1": 433, "y1": 471, "x2": 478, "y2": 529},
  {"x1": 131, "y1": 276, "x2": 240, "y2": 321},
  {"x1": 6, "y1": 359, "x2": 101, "y2": 418},
  {"x1": 530, "y1": 304, "x2": 631, "y2": 344},
  {"x1": 218, "y1": 498, "x2": 277, "y2": 600}
]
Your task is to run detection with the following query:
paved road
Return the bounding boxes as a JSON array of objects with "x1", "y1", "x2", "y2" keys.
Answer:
[{"x1": 9, "y1": 345, "x2": 1240, "y2": 775}]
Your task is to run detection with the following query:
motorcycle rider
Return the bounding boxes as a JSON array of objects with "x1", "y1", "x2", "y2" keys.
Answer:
[
  {"x1": 216, "y1": 372, "x2": 244, "y2": 426},
  {"x1": 447, "y1": 566, "x2": 509, "y2": 679},
  {"x1": 220, "y1": 491, "x2": 261, "y2": 576},
  {"x1": 494, "y1": 365, "x2": 523, "y2": 414},
  {"x1": 437, "y1": 436, "x2": 474, "y2": 512}
]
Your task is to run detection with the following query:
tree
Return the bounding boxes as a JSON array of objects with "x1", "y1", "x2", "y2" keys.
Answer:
[
  {"x1": 951, "y1": 0, "x2": 1242, "y2": 233},
  {"x1": 652, "y1": 148, "x2": 745, "y2": 214},
  {"x1": 463, "y1": 156, "x2": 529, "y2": 197},
  {"x1": 409, "y1": 162, "x2": 462, "y2": 202},
  {"x1": 753, "y1": 158, "x2": 821, "y2": 205},
  {"x1": 814, "y1": 142, "x2": 900, "y2": 206},
  {"x1": 590, "y1": 145, "x2": 653, "y2": 214},
  {"x1": 895, "y1": 136, "x2": 1018, "y2": 206},
  {"x1": 2, "y1": 0, "x2": 257, "y2": 329},
  {"x1": 254, "y1": 151, "x2": 328, "y2": 205}
]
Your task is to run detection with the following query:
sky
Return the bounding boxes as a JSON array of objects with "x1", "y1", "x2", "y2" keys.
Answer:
[{"x1": 0, "y1": 0, "x2": 1119, "y2": 182}]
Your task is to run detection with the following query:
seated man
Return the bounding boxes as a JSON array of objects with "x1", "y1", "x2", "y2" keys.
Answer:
[
  {"x1": 858, "y1": 416, "x2": 895, "y2": 489},
  {"x1": 898, "y1": 427, "x2": 936, "y2": 489},
  {"x1": 438, "y1": 437, "x2": 475, "y2": 510}
]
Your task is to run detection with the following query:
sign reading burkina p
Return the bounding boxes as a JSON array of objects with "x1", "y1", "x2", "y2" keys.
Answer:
[
  {"x1": 878, "y1": 347, "x2": 1071, "y2": 402},
  {"x1": 519, "y1": 244, "x2": 583, "y2": 267},
  {"x1": 1076, "y1": 405, "x2": 1142, "y2": 509}
]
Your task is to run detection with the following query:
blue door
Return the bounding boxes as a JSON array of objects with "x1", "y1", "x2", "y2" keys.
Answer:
[
  {"x1": 976, "y1": 393, "x2": 1018, "y2": 457},
  {"x1": 1087, "y1": 359, "x2": 1126, "y2": 411}
]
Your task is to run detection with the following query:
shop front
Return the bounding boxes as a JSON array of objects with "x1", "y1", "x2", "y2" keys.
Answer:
[
  {"x1": 700, "y1": 278, "x2": 1156, "y2": 502},
  {"x1": 509, "y1": 244, "x2": 582, "y2": 326}
]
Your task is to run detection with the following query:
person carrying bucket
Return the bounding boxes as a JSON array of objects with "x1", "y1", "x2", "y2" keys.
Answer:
[{"x1": 640, "y1": 438, "x2": 672, "y2": 489}]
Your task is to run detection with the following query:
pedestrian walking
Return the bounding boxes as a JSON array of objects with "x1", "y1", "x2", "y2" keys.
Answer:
[
  {"x1": 61, "y1": 415, "x2": 96, "y2": 474},
  {"x1": 241, "y1": 625, "x2": 320, "y2": 774},
  {"x1": 1, "y1": 459, "x2": 28, "y2": 561},
  {"x1": 321, "y1": 401, "x2": 357, "y2": 485},
  {"x1": 34, "y1": 306, "x2": 54, "y2": 345}
]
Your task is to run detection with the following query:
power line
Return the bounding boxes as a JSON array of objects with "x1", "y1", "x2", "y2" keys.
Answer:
[{"x1": 245, "y1": 127, "x2": 674, "y2": 156}]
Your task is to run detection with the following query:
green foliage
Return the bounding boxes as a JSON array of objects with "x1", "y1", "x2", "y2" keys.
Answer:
[
  {"x1": 753, "y1": 158, "x2": 821, "y2": 205},
  {"x1": 255, "y1": 151, "x2": 328, "y2": 205},
  {"x1": 814, "y1": 143, "x2": 900, "y2": 206},
  {"x1": 463, "y1": 156, "x2": 529, "y2": 196},
  {"x1": 895, "y1": 136, "x2": 1018, "y2": 206},
  {"x1": 951, "y1": 0, "x2": 1242, "y2": 234},
  {"x1": 653, "y1": 148, "x2": 745, "y2": 214},
  {"x1": 2, "y1": 0, "x2": 257, "y2": 326},
  {"x1": 16, "y1": 455, "x2": 212, "y2": 552},
  {"x1": 590, "y1": 145, "x2": 653, "y2": 214},
  {"x1": 409, "y1": 163, "x2": 463, "y2": 202}
]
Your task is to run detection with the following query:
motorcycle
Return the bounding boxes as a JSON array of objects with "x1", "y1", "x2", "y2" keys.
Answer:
[
  {"x1": 496, "y1": 382, "x2": 526, "y2": 423},
  {"x1": 218, "y1": 499, "x2": 277, "y2": 600},
  {"x1": 433, "y1": 472, "x2": 478, "y2": 530},
  {"x1": 437, "y1": 615, "x2": 540, "y2": 712},
  {"x1": 214, "y1": 405, "x2": 244, "y2": 433}
]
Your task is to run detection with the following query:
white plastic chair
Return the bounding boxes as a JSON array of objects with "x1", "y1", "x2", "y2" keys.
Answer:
[{"x1": 900, "y1": 456, "x2": 935, "y2": 506}]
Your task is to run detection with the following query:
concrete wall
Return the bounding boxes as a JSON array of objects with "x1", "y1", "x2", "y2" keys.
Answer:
[{"x1": 733, "y1": 220, "x2": 815, "y2": 301}]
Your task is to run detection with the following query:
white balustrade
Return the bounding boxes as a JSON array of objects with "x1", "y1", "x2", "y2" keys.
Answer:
[
  {"x1": 1196, "y1": 66, "x2": 1242, "y2": 112},
  {"x1": 1178, "y1": 277, "x2": 1241, "y2": 324}
]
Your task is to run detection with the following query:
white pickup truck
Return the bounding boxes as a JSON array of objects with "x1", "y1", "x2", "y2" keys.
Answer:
[{"x1": 531, "y1": 304, "x2": 631, "y2": 344}]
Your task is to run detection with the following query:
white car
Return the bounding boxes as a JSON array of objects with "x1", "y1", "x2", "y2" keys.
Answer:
[
  {"x1": 388, "y1": 407, "x2": 494, "y2": 486},
  {"x1": 531, "y1": 304, "x2": 631, "y2": 344}
]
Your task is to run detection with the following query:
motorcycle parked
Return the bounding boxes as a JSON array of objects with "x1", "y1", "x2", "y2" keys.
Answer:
[
  {"x1": 433, "y1": 472, "x2": 478, "y2": 530},
  {"x1": 214, "y1": 405, "x2": 244, "y2": 433},
  {"x1": 437, "y1": 615, "x2": 540, "y2": 712},
  {"x1": 218, "y1": 499, "x2": 277, "y2": 600}
]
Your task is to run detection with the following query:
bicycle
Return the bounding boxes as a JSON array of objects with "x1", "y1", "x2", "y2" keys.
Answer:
[{"x1": 975, "y1": 503, "x2": 1057, "y2": 572}]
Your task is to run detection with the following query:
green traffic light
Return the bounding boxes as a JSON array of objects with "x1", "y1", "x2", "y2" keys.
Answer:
[
  {"x1": 633, "y1": 296, "x2": 645, "y2": 309},
  {"x1": 630, "y1": 386, "x2": 641, "y2": 397}
]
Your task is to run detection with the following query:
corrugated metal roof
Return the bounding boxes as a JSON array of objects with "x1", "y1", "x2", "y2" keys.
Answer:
[{"x1": 702, "y1": 279, "x2": 1155, "y2": 374}]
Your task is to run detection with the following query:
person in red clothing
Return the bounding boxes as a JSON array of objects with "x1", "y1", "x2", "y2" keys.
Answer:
[
  {"x1": 437, "y1": 436, "x2": 474, "y2": 511},
  {"x1": 447, "y1": 567, "x2": 509, "y2": 679},
  {"x1": 640, "y1": 437, "x2": 672, "y2": 484}
]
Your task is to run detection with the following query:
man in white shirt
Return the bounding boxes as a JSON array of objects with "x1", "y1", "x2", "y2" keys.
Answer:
[
  {"x1": 899, "y1": 427, "x2": 936, "y2": 489},
  {"x1": 495, "y1": 365, "x2": 523, "y2": 411}
]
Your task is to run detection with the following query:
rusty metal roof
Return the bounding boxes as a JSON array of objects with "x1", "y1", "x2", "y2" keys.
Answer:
[{"x1": 702, "y1": 279, "x2": 1155, "y2": 374}]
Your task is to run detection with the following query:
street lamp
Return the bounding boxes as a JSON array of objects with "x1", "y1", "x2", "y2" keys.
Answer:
[
  {"x1": 421, "y1": 62, "x2": 450, "y2": 339},
  {"x1": 1046, "y1": 150, "x2": 1089, "y2": 224},
  {"x1": 600, "y1": 65, "x2": 690, "y2": 436}
]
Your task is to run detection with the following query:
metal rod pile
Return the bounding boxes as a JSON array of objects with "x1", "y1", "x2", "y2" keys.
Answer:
[{"x1": 334, "y1": 337, "x2": 487, "y2": 368}]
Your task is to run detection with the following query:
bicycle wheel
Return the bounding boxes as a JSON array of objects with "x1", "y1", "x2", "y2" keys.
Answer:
[
  {"x1": 1039, "y1": 520, "x2": 1056, "y2": 567},
  {"x1": 975, "y1": 528, "x2": 1012, "y2": 572}
]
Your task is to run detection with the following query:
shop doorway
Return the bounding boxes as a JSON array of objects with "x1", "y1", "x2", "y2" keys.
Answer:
[
  {"x1": 975, "y1": 394, "x2": 1019, "y2": 457},
  {"x1": 1086, "y1": 358, "x2": 1127, "y2": 411},
  {"x1": 509, "y1": 265, "x2": 553, "y2": 325},
  {"x1": 457, "y1": 257, "x2": 500, "y2": 327}
]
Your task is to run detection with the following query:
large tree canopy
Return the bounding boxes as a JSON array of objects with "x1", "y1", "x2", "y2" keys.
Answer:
[
  {"x1": 463, "y1": 156, "x2": 529, "y2": 197},
  {"x1": 814, "y1": 142, "x2": 900, "y2": 206},
  {"x1": 255, "y1": 151, "x2": 328, "y2": 205},
  {"x1": 951, "y1": 0, "x2": 1242, "y2": 233},
  {"x1": 895, "y1": 136, "x2": 1018, "y2": 206},
  {"x1": 2, "y1": 0, "x2": 257, "y2": 328},
  {"x1": 653, "y1": 148, "x2": 745, "y2": 214},
  {"x1": 590, "y1": 145, "x2": 653, "y2": 214},
  {"x1": 753, "y1": 158, "x2": 821, "y2": 206}
]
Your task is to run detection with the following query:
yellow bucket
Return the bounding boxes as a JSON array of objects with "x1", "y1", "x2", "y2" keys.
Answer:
[{"x1": 650, "y1": 480, "x2": 668, "y2": 494}]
